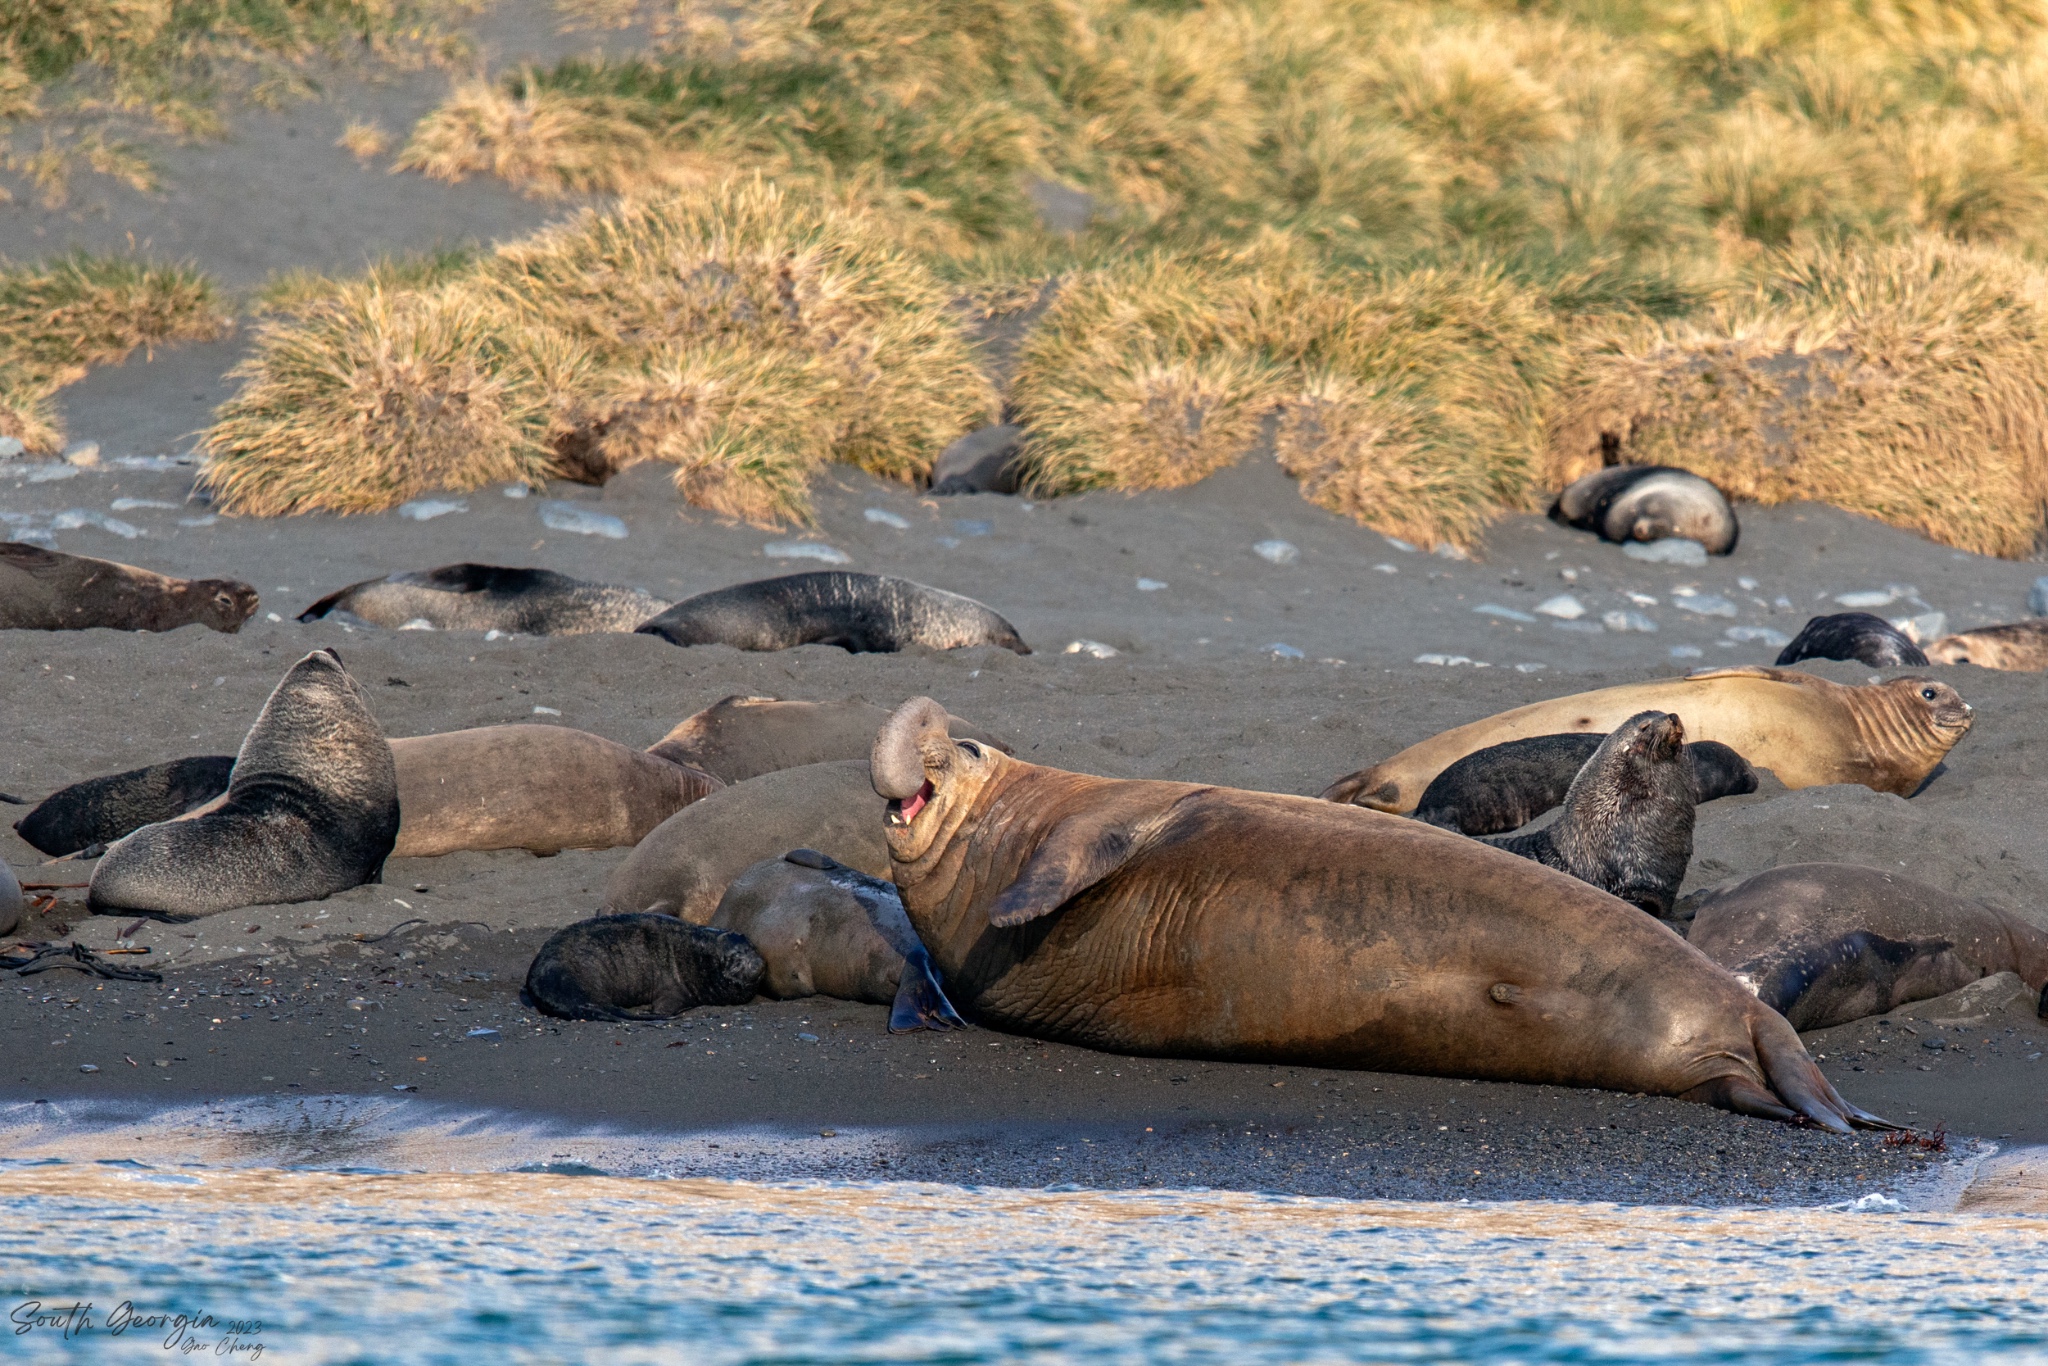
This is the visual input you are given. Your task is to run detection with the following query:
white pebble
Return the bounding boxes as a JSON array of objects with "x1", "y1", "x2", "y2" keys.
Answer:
[
  {"x1": 1433, "y1": 543, "x2": 1469, "y2": 561},
  {"x1": 1602, "y1": 610, "x2": 1659, "y2": 633},
  {"x1": 532, "y1": 705, "x2": 562, "y2": 716},
  {"x1": 1384, "y1": 536, "x2": 1417, "y2": 553},
  {"x1": 0, "y1": 436, "x2": 24, "y2": 459},
  {"x1": 1891, "y1": 612, "x2": 1946, "y2": 643},
  {"x1": 541, "y1": 502, "x2": 630, "y2": 539},
  {"x1": 26, "y1": 463, "x2": 80, "y2": 482},
  {"x1": 1063, "y1": 640, "x2": 1118, "y2": 658},
  {"x1": 1672, "y1": 593, "x2": 1738, "y2": 618},
  {"x1": 397, "y1": 498, "x2": 466, "y2": 521},
  {"x1": 1136, "y1": 577, "x2": 1168, "y2": 592},
  {"x1": 1414, "y1": 653, "x2": 1479, "y2": 666},
  {"x1": 502, "y1": 484, "x2": 530, "y2": 498},
  {"x1": 1625, "y1": 591, "x2": 1658, "y2": 606},
  {"x1": 265, "y1": 612, "x2": 283, "y2": 622},
  {"x1": 1737, "y1": 576, "x2": 1759, "y2": 591},
  {"x1": 1724, "y1": 626, "x2": 1792, "y2": 646},
  {"x1": 864, "y1": 508, "x2": 911, "y2": 529},
  {"x1": 398, "y1": 618, "x2": 436, "y2": 631},
  {"x1": 762, "y1": 540, "x2": 849, "y2": 563},
  {"x1": 1513, "y1": 662, "x2": 1548, "y2": 673},
  {"x1": 1533, "y1": 594, "x2": 1585, "y2": 620},
  {"x1": 1253, "y1": 539, "x2": 1299, "y2": 565},
  {"x1": 178, "y1": 515, "x2": 217, "y2": 527},
  {"x1": 1833, "y1": 589, "x2": 1897, "y2": 608},
  {"x1": 1373, "y1": 563, "x2": 1398, "y2": 574},
  {"x1": 1621, "y1": 538, "x2": 1708, "y2": 566},
  {"x1": 1670, "y1": 645, "x2": 1703, "y2": 659},
  {"x1": 1474, "y1": 603, "x2": 1537, "y2": 623},
  {"x1": 109, "y1": 498, "x2": 178, "y2": 511},
  {"x1": 1263, "y1": 642, "x2": 1304, "y2": 659}
]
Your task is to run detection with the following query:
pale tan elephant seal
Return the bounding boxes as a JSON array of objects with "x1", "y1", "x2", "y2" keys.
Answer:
[
  {"x1": 646, "y1": 695, "x2": 1010, "y2": 784},
  {"x1": 1925, "y1": 620, "x2": 2048, "y2": 671}
]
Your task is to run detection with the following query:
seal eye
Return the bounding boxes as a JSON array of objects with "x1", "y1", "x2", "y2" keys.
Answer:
[
  {"x1": 1920, "y1": 687, "x2": 1938, "y2": 701},
  {"x1": 959, "y1": 740, "x2": 982, "y2": 758}
]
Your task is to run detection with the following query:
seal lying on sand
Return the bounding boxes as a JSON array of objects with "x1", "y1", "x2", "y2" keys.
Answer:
[
  {"x1": 88, "y1": 650, "x2": 399, "y2": 919},
  {"x1": 1926, "y1": 620, "x2": 2048, "y2": 671},
  {"x1": 646, "y1": 695, "x2": 1010, "y2": 783},
  {"x1": 299, "y1": 563, "x2": 668, "y2": 634},
  {"x1": 1775, "y1": 613, "x2": 1927, "y2": 668},
  {"x1": 524, "y1": 915, "x2": 764, "y2": 1022},
  {"x1": 1678, "y1": 863, "x2": 2048, "y2": 1030},
  {"x1": 1415, "y1": 734, "x2": 1754, "y2": 836},
  {"x1": 871, "y1": 697, "x2": 1886, "y2": 1130},
  {"x1": 0, "y1": 858, "x2": 21, "y2": 938},
  {"x1": 1323, "y1": 666, "x2": 1972, "y2": 814},
  {"x1": 15, "y1": 755, "x2": 237, "y2": 856},
  {"x1": 1548, "y1": 466, "x2": 1738, "y2": 554},
  {"x1": 0, "y1": 542, "x2": 258, "y2": 633},
  {"x1": 635, "y1": 572, "x2": 1030, "y2": 654}
]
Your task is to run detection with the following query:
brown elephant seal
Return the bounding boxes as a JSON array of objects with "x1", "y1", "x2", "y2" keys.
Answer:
[
  {"x1": 87, "y1": 650, "x2": 399, "y2": 919},
  {"x1": 1926, "y1": 620, "x2": 2048, "y2": 671},
  {"x1": 604, "y1": 760, "x2": 889, "y2": 923},
  {"x1": 635, "y1": 572, "x2": 1031, "y2": 654},
  {"x1": 1677, "y1": 863, "x2": 2048, "y2": 1031},
  {"x1": 1481, "y1": 712, "x2": 1696, "y2": 918},
  {"x1": 14, "y1": 755, "x2": 238, "y2": 856},
  {"x1": 299, "y1": 563, "x2": 668, "y2": 634},
  {"x1": 0, "y1": 858, "x2": 21, "y2": 938},
  {"x1": 0, "y1": 542, "x2": 259, "y2": 633},
  {"x1": 1775, "y1": 613, "x2": 1928, "y2": 668},
  {"x1": 1416, "y1": 735, "x2": 1753, "y2": 836},
  {"x1": 523, "y1": 914, "x2": 765, "y2": 1021},
  {"x1": 1548, "y1": 465, "x2": 1738, "y2": 554},
  {"x1": 870, "y1": 697, "x2": 1886, "y2": 1130},
  {"x1": 646, "y1": 695, "x2": 1011, "y2": 784},
  {"x1": 1323, "y1": 666, "x2": 1972, "y2": 814}
]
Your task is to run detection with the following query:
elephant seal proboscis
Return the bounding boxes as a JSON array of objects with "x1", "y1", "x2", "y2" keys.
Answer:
[
  {"x1": 1926, "y1": 620, "x2": 2048, "y2": 671},
  {"x1": 647, "y1": 695, "x2": 1011, "y2": 784},
  {"x1": 14, "y1": 755, "x2": 237, "y2": 856},
  {"x1": 0, "y1": 542, "x2": 259, "y2": 633},
  {"x1": 1775, "y1": 613, "x2": 1928, "y2": 668},
  {"x1": 635, "y1": 572, "x2": 1031, "y2": 654},
  {"x1": 1548, "y1": 466, "x2": 1738, "y2": 554},
  {"x1": 87, "y1": 650, "x2": 399, "y2": 919},
  {"x1": 298, "y1": 563, "x2": 669, "y2": 634},
  {"x1": 1323, "y1": 666, "x2": 1972, "y2": 814},
  {"x1": 523, "y1": 914, "x2": 765, "y2": 1021},
  {"x1": 1677, "y1": 863, "x2": 2048, "y2": 1030},
  {"x1": 870, "y1": 697, "x2": 1887, "y2": 1130},
  {"x1": 1481, "y1": 712, "x2": 1696, "y2": 918},
  {"x1": 1415, "y1": 734, "x2": 1754, "y2": 837}
]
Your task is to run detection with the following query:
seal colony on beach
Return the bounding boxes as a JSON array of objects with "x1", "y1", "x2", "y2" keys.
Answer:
[
  {"x1": 1548, "y1": 465, "x2": 1738, "y2": 554},
  {"x1": 0, "y1": 542, "x2": 259, "y2": 633},
  {"x1": 1414, "y1": 733, "x2": 1754, "y2": 836},
  {"x1": 298, "y1": 563, "x2": 669, "y2": 634},
  {"x1": 635, "y1": 572, "x2": 1031, "y2": 654}
]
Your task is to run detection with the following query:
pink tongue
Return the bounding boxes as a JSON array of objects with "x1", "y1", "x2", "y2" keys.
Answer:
[{"x1": 897, "y1": 784, "x2": 932, "y2": 823}]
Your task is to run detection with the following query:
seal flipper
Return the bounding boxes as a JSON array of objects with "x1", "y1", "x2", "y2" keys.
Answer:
[{"x1": 889, "y1": 947, "x2": 967, "y2": 1033}]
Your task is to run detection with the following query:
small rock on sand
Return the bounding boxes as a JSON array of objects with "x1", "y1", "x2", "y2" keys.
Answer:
[
  {"x1": 1534, "y1": 594, "x2": 1585, "y2": 619},
  {"x1": 1603, "y1": 610, "x2": 1658, "y2": 633},
  {"x1": 1724, "y1": 626, "x2": 1792, "y2": 646},
  {"x1": 1622, "y1": 538, "x2": 1708, "y2": 566},
  {"x1": 1064, "y1": 640, "x2": 1118, "y2": 658},
  {"x1": 1475, "y1": 604, "x2": 1537, "y2": 623},
  {"x1": 540, "y1": 502, "x2": 629, "y2": 539},
  {"x1": 1672, "y1": 592, "x2": 1738, "y2": 617},
  {"x1": 398, "y1": 499, "x2": 466, "y2": 521},
  {"x1": 864, "y1": 508, "x2": 910, "y2": 529},
  {"x1": 1253, "y1": 539, "x2": 1299, "y2": 565}
]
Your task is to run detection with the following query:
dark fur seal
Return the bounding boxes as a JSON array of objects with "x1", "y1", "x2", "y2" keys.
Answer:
[
  {"x1": 1775, "y1": 613, "x2": 1928, "y2": 668},
  {"x1": 1548, "y1": 465, "x2": 1738, "y2": 554},
  {"x1": 299, "y1": 563, "x2": 667, "y2": 634},
  {"x1": 0, "y1": 542, "x2": 258, "y2": 633},
  {"x1": 15, "y1": 755, "x2": 236, "y2": 856},
  {"x1": 87, "y1": 650, "x2": 400, "y2": 919},
  {"x1": 1926, "y1": 620, "x2": 2048, "y2": 671},
  {"x1": 647, "y1": 695, "x2": 1010, "y2": 784},
  {"x1": 635, "y1": 572, "x2": 1030, "y2": 654},
  {"x1": 1416, "y1": 734, "x2": 1755, "y2": 836},
  {"x1": 523, "y1": 914, "x2": 765, "y2": 1022},
  {"x1": 1678, "y1": 863, "x2": 2048, "y2": 1030}
]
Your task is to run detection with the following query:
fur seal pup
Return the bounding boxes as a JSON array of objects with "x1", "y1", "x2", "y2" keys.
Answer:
[
  {"x1": 1416, "y1": 735, "x2": 1754, "y2": 836},
  {"x1": 1775, "y1": 613, "x2": 1927, "y2": 668},
  {"x1": 87, "y1": 650, "x2": 399, "y2": 919},
  {"x1": 1548, "y1": 466, "x2": 1738, "y2": 554},
  {"x1": 1926, "y1": 620, "x2": 2048, "y2": 671},
  {"x1": 299, "y1": 563, "x2": 668, "y2": 634},
  {"x1": 634, "y1": 572, "x2": 1030, "y2": 654},
  {"x1": 523, "y1": 914, "x2": 765, "y2": 1022},
  {"x1": 14, "y1": 755, "x2": 237, "y2": 856},
  {"x1": 647, "y1": 695, "x2": 1011, "y2": 784},
  {"x1": 1678, "y1": 863, "x2": 2048, "y2": 1030},
  {"x1": 1323, "y1": 666, "x2": 1972, "y2": 814},
  {"x1": 871, "y1": 697, "x2": 1886, "y2": 1130},
  {"x1": 0, "y1": 542, "x2": 258, "y2": 633}
]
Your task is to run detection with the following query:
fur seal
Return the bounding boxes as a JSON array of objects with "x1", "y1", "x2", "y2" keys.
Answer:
[
  {"x1": 647, "y1": 695, "x2": 1011, "y2": 784},
  {"x1": 1323, "y1": 666, "x2": 1972, "y2": 814},
  {"x1": 1416, "y1": 734, "x2": 1754, "y2": 836},
  {"x1": 523, "y1": 914, "x2": 764, "y2": 1021},
  {"x1": 634, "y1": 572, "x2": 1030, "y2": 654},
  {"x1": 0, "y1": 542, "x2": 258, "y2": 633},
  {"x1": 869, "y1": 697, "x2": 1886, "y2": 1130},
  {"x1": 15, "y1": 755, "x2": 237, "y2": 856},
  {"x1": 1926, "y1": 620, "x2": 2048, "y2": 671},
  {"x1": 1775, "y1": 613, "x2": 1928, "y2": 668},
  {"x1": 87, "y1": 650, "x2": 399, "y2": 919},
  {"x1": 1548, "y1": 466, "x2": 1738, "y2": 554},
  {"x1": 299, "y1": 563, "x2": 668, "y2": 634},
  {"x1": 1678, "y1": 863, "x2": 2048, "y2": 1030}
]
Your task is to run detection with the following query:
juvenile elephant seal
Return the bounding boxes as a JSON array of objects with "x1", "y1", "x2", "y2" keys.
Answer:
[
  {"x1": 88, "y1": 650, "x2": 399, "y2": 919},
  {"x1": 1678, "y1": 863, "x2": 2048, "y2": 1030},
  {"x1": 871, "y1": 697, "x2": 1885, "y2": 1130},
  {"x1": 1926, "y1": 620, "x2": 2048, "y2": 671},
  {"x1": 523, "y1": 914, "x2": 764, "y2": 1021},
  {"x1": 647, "y1": 695, "x2": 1011, "y2": 784},
  {"x1": 1775, "y1": 613, "x2": 1928, "y2": 668},
  {"x1": 0, "y1": 542, "x2": 258, "y2": 633},
  {"x1": 0, "y1": 858, "x2": 21, "y2": 938},
  {"x1": 1548, "y1": 466, "x2": 1738, "y2": 554},
  {"x1": 299, "y1": 563, "x2": 668, "y2": 634},
  {"x1": 1323, "y1": 666, "x2": 1972, "y2": 814},
  {"x1": 14, "y1": 755, "x2": 236, "y2": 856},
  {"x1": 1416, "y1": 735, "x2": 1754, "y2": 836},
  {"x1": 635, "y1": 572, "x2": 1030, "y2": 654}
]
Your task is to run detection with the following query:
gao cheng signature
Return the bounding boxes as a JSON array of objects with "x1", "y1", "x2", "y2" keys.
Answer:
[{"x1": 10, "y1": 1299, "x2": 266, "y2": 1357}]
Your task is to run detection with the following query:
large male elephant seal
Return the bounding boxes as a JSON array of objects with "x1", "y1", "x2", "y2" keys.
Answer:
[
  {"x1": 1548, "y1": 466, "x2": 1738, "y2": 554},
  {"x1": 1415, "y1": 734, "x2": 1753, "y2": 836},
  {"x1": 635, "y1": 572, "x2": 1030, "y2": 654},
  {"x1": 646, "y1": 695, "x2": 1011, "y2": 784},
  {"x1": 0, "y1": 542, "x2": 258, "y2": 633},
  {"x1": 869, "y1": 697, "x2": 1886, "y2": 1130},
  {"x1": 87, "y1": 650, "x2": 399, "y2": 919},
  {"x1": 299, "y1": 563, "x2": 667, "y2": 634},
  {"x1": 1925, "y1": 620, "x2": 2048, "y2": 671},
  {"x1": 523, "y1": 915, "x2": 764, "y2": 1022},
  {"x1": 1677, "y1": 863, "x2": 2048, "y2": 1031},
  {"x1": 1323, "y1": 666, "x2": 1972, "y2": 814},
  {"x1": 1775, "y1": 613, "x2": 1928, "y2": 668},
  {"x1": 15, "y1": 755, "x2": 237, "y2": 856}
]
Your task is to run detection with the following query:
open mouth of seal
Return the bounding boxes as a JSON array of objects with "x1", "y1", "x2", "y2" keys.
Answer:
[{"x1": 886, "y1": 780, "x2": 935, "y2": 827}]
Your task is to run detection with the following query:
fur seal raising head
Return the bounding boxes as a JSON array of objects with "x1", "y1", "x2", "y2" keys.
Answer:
[
  {"x1": 634, "y1": 572, "x2": 1030, "y2": 654},
  {"x1": 1925, "y1": 619, "x2": 2048, "y2": 671},
  {"x1": 0, "y1": 542, "x2": 258, "y2": 633},
  {"x1": 1416, "y1": 733, "x2": 1755, "y2": 837},
  {"x1": 1775, "y1": 613, "x2": 1928, "y2": 668},
  {"x1": 14, "y1": 755, "x2": 236, "y2": 856},
  {"x1": 1548, "y1": 466, "x2": 1738, "y2": 554},
  {"x1": 646, "y1": 695, "x2": 1011, "y2": 784},
  {"x1": 298, "y1": 563, "x2": 668, "y2": 634},
  {"x1": 523, "y1": 914, "x2": 765, "y2": 1022}
]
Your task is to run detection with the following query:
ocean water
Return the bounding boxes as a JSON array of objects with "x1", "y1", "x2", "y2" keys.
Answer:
[{"x1": 1, "y1": 1162, "x2": 2044, "y2": 1364}]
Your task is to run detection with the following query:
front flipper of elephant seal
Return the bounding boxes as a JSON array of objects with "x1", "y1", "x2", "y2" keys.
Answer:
[
  {"x1": 646, "y1": 695, "x2": 1010, "y2": 784},
  {"x1": 1415, "y1": 734, "x2": 1754, "y2": 836},
  {"x1": 1775, "y1": 613, "x2": 1928, "y2": 668},
  {"x1": 871, "y1": 696, "x2": 1888, "y2": 1130},
  {"x1": 1677, "y1": 863, "x2": 2048, "y2": 1031},
  {"x1": 634, "y1": 572, "x2": 1030, "y2": 655},
  {"x1": 87, "y1": 650, "x2": 399, "y2": 919},
  {"x1": 298, "y1": 563, "x2": 669, "y2": 634},
  {"x1": 14, "y1": 755, "x2": 236, "y2": 856},
  {"x1": 0, "y1": 542, "x2": 259, "y2": 633},
  {"x1": 523, "y1": 914, "x2": 765, "y2": 1021}
]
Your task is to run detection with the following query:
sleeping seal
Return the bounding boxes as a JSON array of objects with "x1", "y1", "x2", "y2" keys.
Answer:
[
  {"x1": 1548, "y1": 466, "x2": 1738, "y2": 554},
  {"x1": 0, "y1": 858, "x2": 21, "y2": 938},
  {"x1": 647, "y1": 695, "x2": 1010, "y2": 783},
  {"x1": 1678, "y1": 863, "x2": 2048, "y2": 1030},
  {"x1": 1, "y1": 542, "x2": 258, "y2": 633},
  {"x1": 871, "y1": 696, "x2": 1886, "y2": 1130},
  {"x1": 87, "y1": 650, "x2": 399, "y2": 919},
  {"x1": 1415, "y1": 734, "x2": 1754, "y2": 836},
  {"x1": 298, "y1": 563, "x2": 668, "y2": 634},
  {"x1": 523, "y1": 915, "x2": 764, "y2": 1021},
  {"x1": 15, "y1": 755, "x2": 237, "y2": 856},
  {"x1": 635, "y1": 572, "x2": 1030, "y2": 654},
  {"x1": 1925, "y1": 620, "x2": 2048, "y2": 671},
  {"x1": 1775, "y1": 613, "x2": 1928, "y2": 668}
]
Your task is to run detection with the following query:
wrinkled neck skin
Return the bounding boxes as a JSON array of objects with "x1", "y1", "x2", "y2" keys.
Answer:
[{"x1": 1851, "y1": 683, "x2": 1967, "y2": 790}]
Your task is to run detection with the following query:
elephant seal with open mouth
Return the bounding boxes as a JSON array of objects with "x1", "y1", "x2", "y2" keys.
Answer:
[{"x1": 635, "y1": 572, "x2": 1030, "y2": 654}]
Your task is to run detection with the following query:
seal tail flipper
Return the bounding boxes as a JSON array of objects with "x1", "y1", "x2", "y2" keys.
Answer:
[
  {"x1": 888, "y1": 948, "x2": 967, "y2": 1033},
  {"x1": 1704, "y1": 1010, "x2": 1898, "y2": 1133}
]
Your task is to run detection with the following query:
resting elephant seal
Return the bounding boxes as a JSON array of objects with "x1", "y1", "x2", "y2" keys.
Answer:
[
  {"x1": 1416, "y1": 735, "x2": 1753, "y2": 836},
  {"x1": 88, "y1": 650, "x2": 399, "y2": 918},
  {"x1": 1776, "y1": 613, "x2": 1927, "y2": 668},
  {"x1": 635, "y1": 572, "x2": 1030, "y2": 654},
  {"x1": 299, "y1": 563, "x2": 668, "y2": 634},
  {"x1": 523, "y1": 914, "x2": 764, "y2": 1021},
  {"x1": 1548, "y1": 466, "x2": 1738, "y2": 554},
  {"x1": 869, "y1": 697, "x2": 1885, "y2": 1130},
  {"x1": 0, "y1": 542, "x2": 258, "y2": 633},
  {"x1": 1678, "y1": 863, "x2": 2048, "y2": 1031},
  {"x1": 647, "y1": 695, "x2": 1011, "y2": 784},
  {"x1": 0, "y1": 858, "x2": 21, "y2": 938},
  {"x1": 15, "y1": 755, "x2": 237, "y2": 856},
  {"x1": 1926, "y1": 620, "x2": 2048, "y2": 671},
  {"x1": 1323, "y1": 666, "x2": 1972, "y2": 814}
]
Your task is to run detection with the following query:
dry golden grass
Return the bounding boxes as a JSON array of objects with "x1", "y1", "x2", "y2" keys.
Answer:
[{"x1": 338, "y1": 120, "x2": 392, "y2": 163}]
